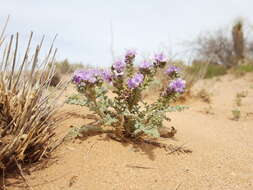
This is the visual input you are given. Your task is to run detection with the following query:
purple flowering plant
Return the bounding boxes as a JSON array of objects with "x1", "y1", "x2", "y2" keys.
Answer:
[{"x1": 68, "y1": 50, "x2": 187, "y2": 139}]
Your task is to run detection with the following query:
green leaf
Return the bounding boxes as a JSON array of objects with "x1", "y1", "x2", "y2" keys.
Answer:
[{"x1": 65, "y1": 95, "x2": 87, "y2": 106}]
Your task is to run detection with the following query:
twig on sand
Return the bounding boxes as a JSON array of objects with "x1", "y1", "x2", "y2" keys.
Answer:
[
  {"x1": 126, "y1": 164, "x2": 155, "y2": 169},
  {"x1": 175, "y1": 182, "x2": 183, "y2": 190},
  {"x1": 167, "y1": 144, "x2": 188, "y2": 155},
  {"x1": 14, "y1": 157, "x2": 34, "y2": 190},
  {"x1": 86, "y1": 142, "x2": 97, "y2": 157},
  {"x1": 68, "y1": 175, "x2": 78, "y2": 187}
]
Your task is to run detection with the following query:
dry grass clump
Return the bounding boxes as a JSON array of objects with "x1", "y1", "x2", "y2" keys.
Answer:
[
  {"x1": 0, "y1": 23, "x2": 64, "y2": 174},
  {"x1": 196, "y1": 89, "x2": 212, "y2": 103},
  {"x1": 39, "y1": 70, "x2": 61, "y2": 87}
]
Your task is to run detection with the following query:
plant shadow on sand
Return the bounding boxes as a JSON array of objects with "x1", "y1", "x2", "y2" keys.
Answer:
[
  {"x1": 68, "y1": 112, "x2": 192, "y2": 161},
  {"x1": 0, "y1": 154, "x2": 62, "y2": 190},
  {"x1": 0, "y1": 112, "x2": 192, "y2": 190},
  {"x1": 0, "y1": 168, "x2": 69, "y2": 190}
]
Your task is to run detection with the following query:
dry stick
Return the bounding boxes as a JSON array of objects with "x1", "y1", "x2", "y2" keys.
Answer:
[
  {"x1": 175, "y1": 182, "x2": 183, "y2": 190},
  {"x1": 3, "y1": 35, "x2": 13, "y2": 72},
  {"x1": 0, "y1": 44, "x2": 7, "y2": 72},
  {"x1": 86, "y1": 142, "x2": 97, "y2": 157},
  {"x1": 41, "y1": 34, "x2": 57, "y2": 71},
  {"x1": 167, "y1": 143, "x2": 187, "y2": 155},
  {"x1": 28, "y1": 60, "x2": 65, "y2": 110},
  {"x1": 13, "y1": 32, "x2": 33, "y2": 90},
  {"x1": 39, "y1": 35, "x2": 45, "y2": 50},
  {"x1": 0, "y1": 15, "x2": 10, "y2": 47},
  {"x1": 37, "y1": 35, "x2": 46, "y2": 70},
  {"x1": 29, "y1": 45, "x2": 40, "y2": 83},
  {"x1": 39, "y1": 43, "x2": 57, "y2": 87},
  {"x1": 43, "y1": 49, "x2": 58, "y2": 89},
  {"x1": 126, "y1": 165, "x2": 155, "y2": 169},
  {"x1": 8, "y1": 33, "x2": 19, "y2": 90}
]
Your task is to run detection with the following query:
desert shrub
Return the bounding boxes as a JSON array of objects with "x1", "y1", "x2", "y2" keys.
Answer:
[
  {"x1": 55, "y1": 59, "x2": 84, "y2": 74},
  {"x1": 67, "y1": 50, "x2": 187, "y2": 139},
  {"x1": 191, "y1": 20, "x2": 248, "y2": 68},
  {"x1": 192, "y1": 30, "x2": 234, "y2": 68},
  {"x1": 0, "y1": 30, "x2": 63, "y2": 173}
]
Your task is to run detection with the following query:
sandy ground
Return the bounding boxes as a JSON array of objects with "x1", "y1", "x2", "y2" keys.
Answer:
[{"x1": 6, "y1": 74, "x2": 253, "y2": 190}]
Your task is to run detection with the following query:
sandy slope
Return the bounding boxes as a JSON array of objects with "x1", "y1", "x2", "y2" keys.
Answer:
[{"x1": 7, "y1": 74, "x2": 253, "y2": 190}]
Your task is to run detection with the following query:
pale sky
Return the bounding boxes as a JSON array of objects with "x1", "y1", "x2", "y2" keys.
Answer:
[{"x1": 1, "y1": 0, "x2": 253, "y2": 67}]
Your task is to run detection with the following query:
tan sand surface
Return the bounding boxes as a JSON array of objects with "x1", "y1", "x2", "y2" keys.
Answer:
[{"x1": 7, "y1": 74, "x2": 253, "y2": 190}]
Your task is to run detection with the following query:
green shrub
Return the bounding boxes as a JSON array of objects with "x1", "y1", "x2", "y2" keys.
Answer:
[
  {"x1": 204, "y1": 64, "x2": 227, "y2": 78},
  {"x1": 236, "y1": 64, "x2": 253, "y2": 73},
  {"x1": 186, "y1": 61, "x2": 227, "y2": 79},
  {"x1": 67, "y1": 51, "x2": 188, "y2": 139}
]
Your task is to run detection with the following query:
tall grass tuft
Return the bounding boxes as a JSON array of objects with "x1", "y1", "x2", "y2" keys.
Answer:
[{"x1": 0, "y1": 23, "x2": 64, "y2": 173}]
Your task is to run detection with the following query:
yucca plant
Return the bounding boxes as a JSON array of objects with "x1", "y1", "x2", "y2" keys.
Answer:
[{"x1": 0, "y1": 19, "x2": 64, "y2": 175}]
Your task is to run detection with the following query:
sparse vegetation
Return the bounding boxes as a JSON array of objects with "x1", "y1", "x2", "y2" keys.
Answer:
[
  {"x1": 235, "y1": 96, "x2": 242, "y2": 106},
  {"x1": 231, "y1": 108, "x2": 241, "y2": 121},
  {"x1": 196, "y1": 89, "x2": 212, "y2": 103},
  {"x1": 238, "y1": 64, "x2": 253, "y2": 72},
  {"x1": 204, "y1": 64, "x2": 227, "y2": 78},
  {"x1": 237, "y1": 90, "x2": 248, "y2": 98},
  {"x1": 234, "y1": 90, "x2": 248, "y2": 106},
  {"x1": 55, "y1": 59, "x2": 84, "y2": 74},
  {"x1": 202, "y1": 105, "x2": 215, "y2": 115},
  {"x1": 1, "y1": 11, "x2": 253, "y2": 190}
]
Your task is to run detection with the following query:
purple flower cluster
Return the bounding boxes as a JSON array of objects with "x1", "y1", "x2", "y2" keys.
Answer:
[
  {"x1": 73, "y1": 70, "x2": 97, "y2": 84},
  {"x1": 166, "y1": 66, "x2": 180, "y2": 75},
  {"x1": 168, "y1": 78, "x2": 186, "y2": 93},
  {"x1": 139, "y1": 61, "x2": 153, "y2": 70},
  {"x1": 127, "y1": 73, "x2": 144, "y2": 89},
  {"x1": 154, "y1": 53, "x2": 166, "y2": 63},
  {"x1": 102, "y1": 69, "x2": 113, "y2": 83},
  {"x1": 125, "y1": 49, "x2": 136, "y2": 58},
  {"x1": 73, "y1": 69, "x2": 113, "y2": 84},
  {"x1": 112, "y1": 60, "x2": 125, "y2": 75}
]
